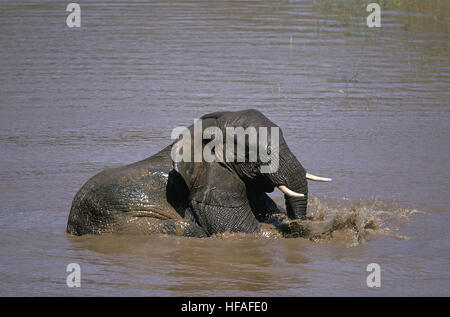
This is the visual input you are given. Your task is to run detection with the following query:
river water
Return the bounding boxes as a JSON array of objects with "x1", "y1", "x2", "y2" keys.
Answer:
[{"x1": 0, "y1": 0, "x2": 449, "y2": 296}]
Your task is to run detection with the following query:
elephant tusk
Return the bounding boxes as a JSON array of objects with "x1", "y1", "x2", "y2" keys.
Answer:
[
  {"x1": 306, "y1": 173, "x2": 332, "y2": 182},
  {"x1": 278, "y1": 185, "x2": 305, "y2": 198}
]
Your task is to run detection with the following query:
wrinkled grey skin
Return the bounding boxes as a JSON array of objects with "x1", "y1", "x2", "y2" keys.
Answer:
[{"x1": 67, "y1": 110, "x2": 311, "y2": 237}]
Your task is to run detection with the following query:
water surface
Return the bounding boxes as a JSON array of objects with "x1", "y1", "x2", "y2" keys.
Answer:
[{"x1": 0, "y1": 0, "x2": 449, "y2": 296}]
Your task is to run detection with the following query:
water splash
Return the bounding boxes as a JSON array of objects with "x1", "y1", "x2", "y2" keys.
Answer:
[{"x1": 305, "y1": 195, "x2": 424, "y2": 245}]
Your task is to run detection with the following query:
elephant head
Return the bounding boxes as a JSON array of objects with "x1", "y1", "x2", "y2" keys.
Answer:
[{"x1": 171, "y1": 109, "x2": 330, "y2": 235}]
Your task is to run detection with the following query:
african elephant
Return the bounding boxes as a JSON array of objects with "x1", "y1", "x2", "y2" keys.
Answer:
[{"x1": 66, "y1": 109, "x2": 331, "y2": 237}]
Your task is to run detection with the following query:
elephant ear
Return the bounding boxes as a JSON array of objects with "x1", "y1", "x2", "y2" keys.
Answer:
[
  {"x1": 189, "y1": 162, "x2": 248, "y2": 208},
  {"x1": 171, "y1": 117, "x2": 220, "y2": 188},
  {"x1": 201, "y1": 109, "x2": 278, "y2": 165},
  {"x1": 188, "y1": 161, "x2": 259, "y2": 235}
]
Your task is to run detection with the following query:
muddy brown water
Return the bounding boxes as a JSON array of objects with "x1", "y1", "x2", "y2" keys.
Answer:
[{"x1": 0, "y1": 0, "x2": 449, "y2": 296}]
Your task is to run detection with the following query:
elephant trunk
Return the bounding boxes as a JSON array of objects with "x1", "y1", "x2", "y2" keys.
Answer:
[
  {"x1": 268, "y1": 148, "x2": 308, "y2": 220},
  {"x1": 284, "y1": 185, "x2": 308, "y2": 220},
  {"x1": 283, "y1": 161, "x2": 308, "y2": 220}
]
